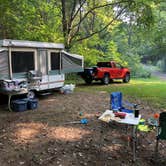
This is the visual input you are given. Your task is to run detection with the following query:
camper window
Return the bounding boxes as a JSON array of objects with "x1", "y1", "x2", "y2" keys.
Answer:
[
  {"x1": 11, "y1": 51, "x2": 35, "y2": 73},
  {"x1": 50, "y1": 52, "x2": 60, "y2": 70}
]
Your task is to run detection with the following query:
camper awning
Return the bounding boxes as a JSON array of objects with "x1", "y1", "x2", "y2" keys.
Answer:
[{"x1": 61, "y1": 51, "x2": 84, "y2": 73}]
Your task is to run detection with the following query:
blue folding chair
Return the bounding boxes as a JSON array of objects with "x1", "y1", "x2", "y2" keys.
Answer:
[{"x1": 110, "y1": 92, "x2": 137, "y2": 113}]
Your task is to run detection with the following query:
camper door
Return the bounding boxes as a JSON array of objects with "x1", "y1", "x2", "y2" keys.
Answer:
[
  {"x1": 38, "y1": 49, "x2": 49, "y2": 90},
  {"x1": 47, "y1": 50, "x2": 64, "y2": 89}
]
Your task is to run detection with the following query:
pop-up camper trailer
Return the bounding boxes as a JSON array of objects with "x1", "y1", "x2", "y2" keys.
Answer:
[{"x1": 0, "y1": 39, "x2": 83, "y2": 97}]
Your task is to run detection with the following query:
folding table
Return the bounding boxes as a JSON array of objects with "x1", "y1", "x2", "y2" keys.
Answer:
[{"x1": 99, "y1": 110, "x2": 141, "y2": 161}]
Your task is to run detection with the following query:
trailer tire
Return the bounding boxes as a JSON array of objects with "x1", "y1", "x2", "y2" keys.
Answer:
[
  {"x1": 102, "y1": 74, "x2": 110, "y2": 85},
  {"x1": 27, "y1": 90, "x2": 35, "y2": 99},
  {"x1": 123, "y1": 73, "x2": 130, "y2": 83}
]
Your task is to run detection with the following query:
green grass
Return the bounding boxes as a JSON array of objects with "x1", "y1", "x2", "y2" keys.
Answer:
[{"x1": 75, "y1": 77, "x2": 166, "y2": 109}]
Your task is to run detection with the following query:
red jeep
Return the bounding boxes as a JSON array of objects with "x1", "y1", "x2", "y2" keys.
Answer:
[{"x1": 79, "y1": 61, "x2": 130, "y2": 84}]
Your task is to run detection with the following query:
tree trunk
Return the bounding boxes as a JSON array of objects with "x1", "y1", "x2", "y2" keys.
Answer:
[
  {"x1": 61, "y1": 0, "x2": 68, "y2": 47},
  {"x1": 163, "y1": 56, "x2": 166, "y2": 72}
]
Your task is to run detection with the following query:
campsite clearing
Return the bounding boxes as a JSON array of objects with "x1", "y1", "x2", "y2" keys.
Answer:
[{"x1": 0, "y1": 79, "x2": 166, "y2": 166}]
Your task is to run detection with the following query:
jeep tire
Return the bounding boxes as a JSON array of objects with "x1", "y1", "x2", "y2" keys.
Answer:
[
  {"x1": 102, "y1": 74, "x2": 110, "y2": 85},
  {"x1": 85, "y1": 78, "x2": 92, "y2": 84},
  {"x1": 123, "y1": 73, "x2": 130, "y2": 83}
]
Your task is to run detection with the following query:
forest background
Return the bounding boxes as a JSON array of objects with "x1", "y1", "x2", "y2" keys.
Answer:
[{"x1": 0, "y1": 0, "x2": 165, "y2": 77}]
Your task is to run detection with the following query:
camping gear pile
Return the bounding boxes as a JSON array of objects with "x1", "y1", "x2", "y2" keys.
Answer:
[
  {"x1": 0, "y1": 79, "x2": 27, "y2": 92},
  {"x1": 60, "y1": 84, "x2": 75, "y2": 94}
]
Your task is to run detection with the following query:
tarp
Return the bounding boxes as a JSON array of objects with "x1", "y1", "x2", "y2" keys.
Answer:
[{"x1": 61, "y1": 51, "x2": 84, "y2": 73}]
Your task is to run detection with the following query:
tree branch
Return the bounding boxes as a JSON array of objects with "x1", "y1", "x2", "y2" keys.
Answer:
[
  {"x1": 61, "y1": 0, "x2": 67, "y2": 38},
  {"x1": 67, "y1": 0, "x2": 87, "y2": 45},
  {"x1": 73, "y1": 0, "x2": 130, "y2": 28},
  {"x1": 75, "y1": 6, "x2": 127, "y2": 43},
  {"x1": 71, "y1": 0, "x2": 87, "y2": 22},
  {"x1": 68, "y1": 0, "x2": 77, "y2": 33}
]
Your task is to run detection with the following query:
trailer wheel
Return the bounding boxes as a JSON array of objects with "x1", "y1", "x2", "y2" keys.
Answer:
[
  {"x1": 102, "y1": 74, "x2": 110, "y2": 85},
  {"x1": 27, "y1": 90, "x2": 35, "y2": 99},
  {"x1": 123, "y1": 73, "x2": 130, "y2": 83}
]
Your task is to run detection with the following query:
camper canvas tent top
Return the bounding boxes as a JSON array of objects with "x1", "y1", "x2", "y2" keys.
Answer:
[{"x1": 0, "y1": 39, "x2": 83, "y2": 95}]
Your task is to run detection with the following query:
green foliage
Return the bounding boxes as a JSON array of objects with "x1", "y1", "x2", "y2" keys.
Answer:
[
  {"x1": 71, "y1": 34, "x2": 125, "y2": 67},
  {"x1": 133, "y1": 65, "x2": 151, "y2": 78},
  {"x1": 0, "y1": 0, "x2": 63, "y2": 42},
  {"x1": 106, "y1": 41, "x2": 122, "y2": 63},
  {"x1": 110, "y1": 22, "x2": 145, "y2": 77},
  {"x1": 0, "y1": 0, "x2": 164, "y2": 76},
  {"x1": 71, "y1": 38, "x2": 105, "y2": 66},
  {"x1": 157, "y1": 57, "x2": 166, "y2": 72},
  {"x1": 137, "y1": 1, "x2": 166, "y2": 69}
]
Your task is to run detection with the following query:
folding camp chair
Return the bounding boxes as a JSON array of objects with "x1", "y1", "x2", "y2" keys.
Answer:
[
  {"x1": 155, "y1": 112, "x2": 166, "y2": 158},
  {"x1": 110, "y1": 92, "x2": 137, "y2": 113}
]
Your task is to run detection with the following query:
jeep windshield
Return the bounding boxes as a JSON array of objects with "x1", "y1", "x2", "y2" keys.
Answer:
[{"x1": 97, "y1": 62, "x2": 111, "y2": 67}]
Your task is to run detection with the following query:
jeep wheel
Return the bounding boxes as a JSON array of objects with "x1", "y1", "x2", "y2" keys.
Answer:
[
  {"x1": 110, "y1": 79, "x2": 113, "y2": 83},
  {"x1": 123, "y1": 73, "x2": 130, "y2": 83},
  {"x1": 102, "y1": 74, "x2": 110, "y2": 85},
  {"x1": 85, "y1": 78, "x2": 92, "y2": 84}
]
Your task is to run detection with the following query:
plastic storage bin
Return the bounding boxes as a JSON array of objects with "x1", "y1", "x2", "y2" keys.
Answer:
[
  {"x1": 21, "y1": 98, "x2": 38, "y2": 110},
  {"x1": 12, "y1": 100, "x2": 27, "y2": 112},
  {"x1": 27, "y1": 98, "x2": 38, "y2": 110}
]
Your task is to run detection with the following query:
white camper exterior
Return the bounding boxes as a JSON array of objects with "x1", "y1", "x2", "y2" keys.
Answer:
[{"x1": 0, "y1": 39, "x2": 83, "y2": 93}]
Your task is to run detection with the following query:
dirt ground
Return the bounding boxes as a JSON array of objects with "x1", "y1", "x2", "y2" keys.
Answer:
[{"x1": 0, "y1": 89, "x2": 166, "y2": 166}]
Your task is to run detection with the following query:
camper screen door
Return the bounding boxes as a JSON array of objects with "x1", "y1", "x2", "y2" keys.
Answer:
[{"x1": 11, "y1": 51, "x2": 35, "y2": 73}]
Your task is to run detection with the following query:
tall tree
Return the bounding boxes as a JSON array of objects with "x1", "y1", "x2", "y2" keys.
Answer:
[
  {"x1": 60, "y1": 0, "x2": 129, "y2": 49},
  {"x1": 59, "y1": 0, "x2": 158, "y2": 49},
  {"x1": 0, "y1": 0, "x2": 63, "y2": 42}
]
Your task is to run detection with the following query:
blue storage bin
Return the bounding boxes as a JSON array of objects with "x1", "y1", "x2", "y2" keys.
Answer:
[
  {"x1": 27, "y1": 98, "x2": 38, "y2": 110},
  {"x1": 21, "y1": 98, "x2": 38, "y2": 110},
  {"x1": 12, "y1": 100, "x2": 27, "y2": 112}
]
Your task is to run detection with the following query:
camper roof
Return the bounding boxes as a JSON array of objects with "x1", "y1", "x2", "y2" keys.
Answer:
[{"x1": 0, "y1": 39, "x2": 64, "y2": 49}]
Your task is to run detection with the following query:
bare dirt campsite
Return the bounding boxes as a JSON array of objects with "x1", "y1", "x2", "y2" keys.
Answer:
[
  {"x1": 0, "y1": 0, "x2": 165, "y2": 165},
  {"x1": 0, "y1": 87, "x2": 166, "y2": 166}
]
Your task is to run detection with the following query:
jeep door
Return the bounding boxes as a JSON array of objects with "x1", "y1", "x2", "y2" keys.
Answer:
[{"x1": 113, "y1": 63, "x2": 123, "y2": 78}]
